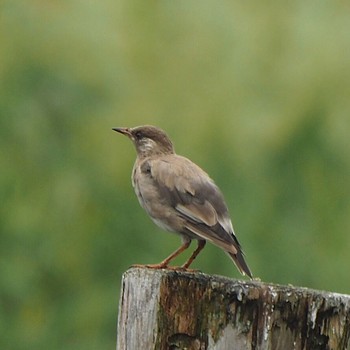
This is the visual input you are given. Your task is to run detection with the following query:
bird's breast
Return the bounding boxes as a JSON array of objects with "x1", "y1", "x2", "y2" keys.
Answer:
[{"x1": 132, "y1": 159, "x2": 183, "y2": 233}]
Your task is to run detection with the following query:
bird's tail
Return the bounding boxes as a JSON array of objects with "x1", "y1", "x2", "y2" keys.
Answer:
[{"x1": 227, "y1": 251, "x2": 253, "y2": 279}]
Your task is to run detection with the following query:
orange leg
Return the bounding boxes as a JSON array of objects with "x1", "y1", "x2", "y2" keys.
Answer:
[
  {"x1": 133, "y1": 240, "x2": 191, "y2": 269},
  {"x1": 182, "y1": 240, "x2": 206, "y2": 269}
]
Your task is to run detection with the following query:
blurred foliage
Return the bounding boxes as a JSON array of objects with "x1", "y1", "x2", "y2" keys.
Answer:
[{"x1": 1, "y1": 1, "x2": 350, "y2": 349}]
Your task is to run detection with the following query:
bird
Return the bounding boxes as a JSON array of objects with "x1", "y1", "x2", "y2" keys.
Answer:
[{"x1": 112, "y1": 125, "x2": 252, "y2": 278}]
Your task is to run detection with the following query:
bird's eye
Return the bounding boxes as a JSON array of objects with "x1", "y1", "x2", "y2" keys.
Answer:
[{"x1": 135, "y1": 131, "x2": 143, "y2": 139}]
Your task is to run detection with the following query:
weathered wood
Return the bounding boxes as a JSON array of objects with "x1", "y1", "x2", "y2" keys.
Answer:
[{"x1": 117, "y1": 267, "x2": 350, "y2": 350}]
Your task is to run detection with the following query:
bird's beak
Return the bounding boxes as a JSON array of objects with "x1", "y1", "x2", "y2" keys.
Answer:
[{"x1": 112, "y1": 127, "x2": 132, "y2": 137}]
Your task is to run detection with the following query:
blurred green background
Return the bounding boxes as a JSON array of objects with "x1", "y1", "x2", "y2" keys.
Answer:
[{"x1": 1, "y1": 1, "x2": 350, "y2": 349}]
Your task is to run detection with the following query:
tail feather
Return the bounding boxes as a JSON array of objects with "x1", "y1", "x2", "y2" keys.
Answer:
[{"x1": 227, "y1": 251, "x2": 253, "y2": 279}]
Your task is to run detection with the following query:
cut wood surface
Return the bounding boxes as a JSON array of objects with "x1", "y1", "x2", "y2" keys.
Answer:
[{"x1": 117, "y1": 267, "x2": 350, "y2": 350}]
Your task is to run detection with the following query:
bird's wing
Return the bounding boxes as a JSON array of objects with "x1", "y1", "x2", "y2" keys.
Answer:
[
  {"x1": 150, "y1": 155, "x2": 239, "y2": 254},
  {"x1": 149, "y1": 154, "x2": 252, "y2": 277}
]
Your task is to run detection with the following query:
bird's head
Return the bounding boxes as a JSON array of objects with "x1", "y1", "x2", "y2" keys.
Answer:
[{"x1": 113, "y1": 125, "x2": 175, "y2": 158}]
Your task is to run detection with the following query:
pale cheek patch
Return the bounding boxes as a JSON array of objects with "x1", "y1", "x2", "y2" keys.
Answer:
[{"x1": 141, "y1": 139, "x2": 157, "y2": 152}]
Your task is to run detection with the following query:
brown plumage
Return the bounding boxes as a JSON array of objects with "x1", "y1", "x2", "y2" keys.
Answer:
[{"x1": 113, "y1": 125, "x2": 252, "y2": 278}]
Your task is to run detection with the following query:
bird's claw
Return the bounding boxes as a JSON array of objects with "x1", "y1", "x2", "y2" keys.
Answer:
[{"x1": 131, "y1": 263, "x2": 200, "y2": 273}]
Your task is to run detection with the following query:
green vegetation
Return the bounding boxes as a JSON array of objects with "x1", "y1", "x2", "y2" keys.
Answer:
[{"x1": 1, "y1": 1, "x2": 350, "y2": 349}]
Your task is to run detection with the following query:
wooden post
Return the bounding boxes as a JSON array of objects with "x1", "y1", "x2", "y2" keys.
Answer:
[{"x1": 117, "y1": 267, "x2": 350, "y2": 350}]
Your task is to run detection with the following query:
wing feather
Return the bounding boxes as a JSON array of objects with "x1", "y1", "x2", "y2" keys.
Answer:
[
  {"x1": 146, "y1": 154, "x2": 252, "y2": 278},
  {"x1": 151, "y1": 155, "x2": 235, "y2": 243}
]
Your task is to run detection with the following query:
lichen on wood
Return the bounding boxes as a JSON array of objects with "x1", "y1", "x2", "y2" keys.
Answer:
[{"x1": 117, "y1": 268, "x2": 350, "y2": 350}]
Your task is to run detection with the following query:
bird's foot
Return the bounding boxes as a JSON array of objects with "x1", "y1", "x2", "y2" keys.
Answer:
[
  {"x1": 131, "y1": 263, "x2": 200, "y2": 272},
  {"x1": 131, "y1": 263, "x2": 168, "y2": 269}
]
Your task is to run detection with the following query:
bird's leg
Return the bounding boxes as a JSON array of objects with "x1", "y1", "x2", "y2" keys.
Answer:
[
  {"x1": 181, "y1": 240, "x2": 206, "y2": 269},
  {"x1": 133, "y1": 240, "x2": 191, "y2": 269}
]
